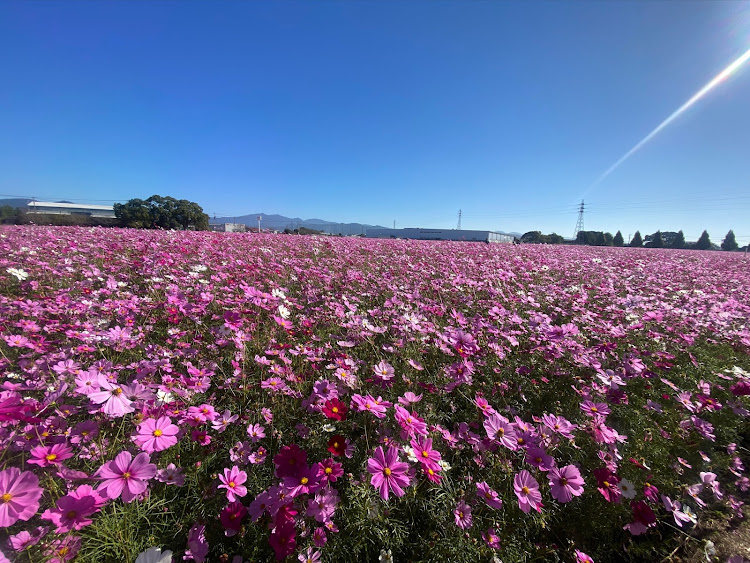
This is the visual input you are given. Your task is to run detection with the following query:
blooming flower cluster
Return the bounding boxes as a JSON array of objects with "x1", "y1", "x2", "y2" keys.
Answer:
[{"x1": 0, "y1": 226, "x2": 749, "y2": 562}]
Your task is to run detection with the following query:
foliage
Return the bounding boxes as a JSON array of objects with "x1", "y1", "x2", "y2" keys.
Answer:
[
  {"x1": 1, "y1": 227, "x2": 750, "y2": 563},
  {"x1": 646, "y1": 231, "x2": 663, "y2": 248},
  {"x1": 630, "y1": 231, "x2": 643, "y2": 247},
  {"x1": 671, "y1": 230, "x2": 686, "y2": 249},
  {"x1": 696, "y1": 230, "x2": 712, "y2": 250},
  {"x1": 722, "y1": 230, "x2": 739, "y2": 252},
  {"x1": 520, "y1": 231, "x2": 565, "y2": 244},
  {"x1": 114, "y1": 195, "x2": 209, "y2": 230},
  {"x1": 613, "y1": 231, "x2": 624, "y2": 247}
]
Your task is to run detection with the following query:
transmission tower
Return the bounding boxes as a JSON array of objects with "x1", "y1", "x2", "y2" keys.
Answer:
[
  {"x1": 457, "y1": 209, "x2": 462, "y2": 230},
  {"x1": 574, "y1": 200, "x2": 584, "y2": 238}
]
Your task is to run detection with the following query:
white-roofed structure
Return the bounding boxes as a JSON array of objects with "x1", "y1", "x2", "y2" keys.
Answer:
[
  {"x1": 26, "y1": 201, "x2": 116, "y2": 218},
  {"x1": 366, "y1": 228, "x2": 514, "y2": 243}
]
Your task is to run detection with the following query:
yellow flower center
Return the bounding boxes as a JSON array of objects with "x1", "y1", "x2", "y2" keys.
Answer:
[
  {"x1": 301, "y1": 477, "x2": 309, "y2": 485},
  {"x1": 153, "y1": 429, "x2": 163, "y2": 437},
  {"x1": 422, "y1": 451, "x2": 429, "y2": 458},
  {"x1": 113, "y1": 388, "x2": 123, "y2": 395},
  {"x1": 485, "y1": 492, "x2": 492, "y2": 499},
  {"x1": 428, "y1": 468, "x2": 434, "y2": 475},
  {"x1": 229, "y1": 481, "x2": 236, "y2": 488},
  {"x1": 522, "y1": 486, "x2": 530, "y2": 494},
  {"x1": 384, "y1": 467, "x2": 392, "y2": 476},
  {"x1": 66, "y1": 510, "x2": 77, "y2": 519},
  {"x1": 332, "y1": 407, "x2": 339, "y2": 413},
  {"x1": 333, "y1": 442, "x2": 339, "y2": 449},
  {"x1": 45, "y1": 453, "x2": 58, "y2": 461},
  {"x1": 1, "y1": 493, "x2": 12, "y2": 503},
  {"x1": 591, "y1": 407, "x2": 598, "y2": 412},
  {"x1": 603, "y1": 481, "x2": 610, "y2": 488},
  {"x1": 325, "y1": 467, "x2": 333, "y2": 475},
  {"x1": 561, "y1": 478, "x2": 568, "y2": 486},
  {"x1": 58, "y1": 547, "x2": 69, "y2": 556},
  {"x1": 122, "y1": 472, "x2": 131, "y2": 479}
]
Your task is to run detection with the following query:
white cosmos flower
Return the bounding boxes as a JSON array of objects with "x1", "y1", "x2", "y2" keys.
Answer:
[
  {"x1": 618, "y1": 478, "x2": 637, "y2": 499},
  {"x1": 278, "y1": 304, "x2": 291, "y2": 319},
  {"x1": 135, "y1": 547, "x2": 173, "y2": 563},
  {"x1": 6, "y1": 267, "x2": 29, "y2": 281}
]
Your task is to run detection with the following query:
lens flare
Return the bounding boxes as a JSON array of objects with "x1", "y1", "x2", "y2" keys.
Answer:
[{"x1": 583, "y1": 46, "x2": 750, "y2": 197}]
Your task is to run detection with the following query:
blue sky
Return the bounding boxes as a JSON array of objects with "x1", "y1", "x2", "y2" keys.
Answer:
[{"x1": 1, "y1": 1, "x2": 749, "y2": 243}]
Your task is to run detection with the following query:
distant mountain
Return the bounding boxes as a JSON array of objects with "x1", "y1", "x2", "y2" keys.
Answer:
[
  {"x1": 211, "y1": 213, "x2": 387, "y2": 235},
  {"x1": 0, "y1": 198, "x2": 32, "y2": 208}
]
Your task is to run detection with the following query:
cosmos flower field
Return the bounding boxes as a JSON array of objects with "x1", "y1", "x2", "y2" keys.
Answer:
[{"x1": 2, "y1": 226, "x2": 750, "y2": 563}]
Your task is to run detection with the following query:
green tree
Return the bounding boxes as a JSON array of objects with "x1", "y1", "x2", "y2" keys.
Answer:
[
  {"x1": 671, "y1": 230, "x2": 685, "y2": 249},
  {"x1": 613, "y1": 231, "x2": 624, "y2": 247},
  {"x1": 603, "y1": 232, "x2": 614, "y2": 246},
  {"x1": 696, "y1": 230, "x2": 712, "y2": 250},
  {"x1": 521, "y1": 231, "x2": 543, "y2": 244},
  {"x1": 649, "y1": 231, "x2": 663, "y2": 248},
  {"x1": 114, "y1": 196, "x2": 209, "y2": 230},
  {"x1": 721, "y1": 229, "x2": 739, "y2": 251},
  {"x1": 630, "y1": 231, "x2": 643, "y2": 247}
]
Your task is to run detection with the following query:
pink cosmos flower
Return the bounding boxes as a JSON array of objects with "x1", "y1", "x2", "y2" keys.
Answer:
[
  {"x1": 306, "y1": 488, "x2": 340, "y2": 523},
  {"x1": 184, "y1": 523, "x2": 209, "y2": 562},
  {"x1": 580, "y1": 401, "x2": 611, "y2": 417},
  {"x1": 525, "y1": 446, "x2": 555, "y2": 471},
  {"x1": 322, "y1": 398, "x2": 348, "y2": 421},
  {"x1": 453, "y1": 500, "x2": 473, "y2": 529},
  {"x1": 484, "y1": 414, "x2": 518, "y2": 450},
  {"x1": 547, "y1": 465, "x2": 585, "y2": 503},
  {"x1": 283, "y1": 465, "x2": 321, "y2": 498},
  {"x1": 410, "y1": 437, "x2": 441, "y2": 471},
  {"x1": 593, "y1": 468, "x2": 621, "y2": 503},
  {"x1": 298, "y1": 547, "x2": 322, "y2": 563},
  {"x1": 482, "y1": 527, "x2": 501, "y2": 549},
  {"x1": 133, "y1": 416, "x2": 179, "y2": 453},
  {"x1": 574, "y1": 550, "x2": 594, "y2": 563},
  {"x1": 156, "y1": 463, "x2": 185, "y2": 486},
  {"x1": 220, "y1": 502, "x2": 248, "y2": 537},
  {"x1": 218, "y1": 466, "x2": 248, "y2": 502},
  {"x1": 0, "y1": 468, "x2": 43, "y2": 527},
  {"x1": 247, "y1": 423, "x2": 266, "y2": 442},
  {"x1": 88, "y1": 376, "x2": 134, "y2": 417},
  {"x1": 514, "y1": 470, "x2": 543, "y2": 513},
  {"x1": 315, "y1": 459, "x2": 344, "y2": 485},
  {"x1": 394, "y1": 405, "x2": 428, "y2": 437},
  {"x1": 476, "y1": 481, "x2": 503, "y2": 509},
  {"x1": 269, "y1": 520, "x2": 296, "y2": 560},
  {"x1": 45, "y1": 535, "x2": 81, "y2": 563},
  {"x1": 623, "y1": 500, "x2": 656, "y2": 536},
  {"x1": 28, "y1": 443, "x2": 74, "y2": 467},
  {"x1": 367, "y1": 445, "x2": 411, "y2": 500},
  {"x1": 96, "y1": 451, "x2": 157, "y2": 503},
  {"x1": 274, "y1": 444, "x2": 308, "y2": 479},
  {"x1": 41, "y1": 491, "x2": 98, "y2": 533}
]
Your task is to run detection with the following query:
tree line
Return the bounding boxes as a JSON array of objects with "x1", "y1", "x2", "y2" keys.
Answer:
[{"x1": 520, "y1": 229, "x2": 742, "y2": 251}]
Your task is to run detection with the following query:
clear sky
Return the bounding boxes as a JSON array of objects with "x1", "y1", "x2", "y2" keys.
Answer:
[{"x1": 1, "y1": 1, "x2": 749, "y2": 243}]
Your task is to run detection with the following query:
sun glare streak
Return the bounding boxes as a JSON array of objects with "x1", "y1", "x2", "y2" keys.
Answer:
[{"x1": 583, "y1": 46, "x2": 750, "y2": 198}]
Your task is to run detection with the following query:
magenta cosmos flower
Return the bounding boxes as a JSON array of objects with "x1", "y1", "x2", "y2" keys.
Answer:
[
  {"x1": 133, "y1": 416, "x2": 179, "y2": 453},
  {"x1": 0, "y1": 468, "x2": 43, "y2": 527},
  {"x1": 547, "y1": 465, "x2": 585, "y2": 503},
  {"x1": 514, "y1": 470, "x2": 543, "y2": 513},
  {"x1": 96, "y1": 451, "x2": 157, "y2": 503},
  {"x1": 218, "y1": 466, "x2": 248, "y2": 502},
  {"x1": 28, "y1": 443, "x2": 74, "y2": 468},
  {"x1": 367, "y1": 445, "x2": 411, "y2": 501}
]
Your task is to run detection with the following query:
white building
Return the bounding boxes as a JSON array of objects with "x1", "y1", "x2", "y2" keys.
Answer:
[
  {"x1": 366, "y1": 228, "x2": 514, "y2": 243},
  {"x1": 26, "y1": 201, "x2": 116, "y2": 218},
  {"x1": 210, "y1": 223, "x2": 247, "y2": 233}
]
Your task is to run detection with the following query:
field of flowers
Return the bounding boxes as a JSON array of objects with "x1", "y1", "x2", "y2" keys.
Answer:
[{"x1": 2, "y1": 226, "x2": 750, "y2": 563}]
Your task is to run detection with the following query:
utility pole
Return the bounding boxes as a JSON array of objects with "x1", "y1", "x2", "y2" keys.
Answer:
[
  {"x1": 257, "y1": 215, "x2": 262, "y2": 234},
  {"x1": 574, "y1": 200, "x2": 584, "y2": 238},
  {"x1": 393, "y1": 220, "x2": 396, "y2": 230},
  {"x1": 457, "y1": 209, "x2": 462, "y2": 230}
]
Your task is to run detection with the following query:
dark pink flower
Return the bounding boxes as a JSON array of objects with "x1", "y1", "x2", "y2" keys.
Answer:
[
  {"x1": 28, "y1": 443, "x2": 74, "y2": 468},
  {"x1": 367, "y1": 445, "x2": 411, "y2": 500},
  {"x1": 133, "y1": 416, "x2": 179, "y2": 453}
]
